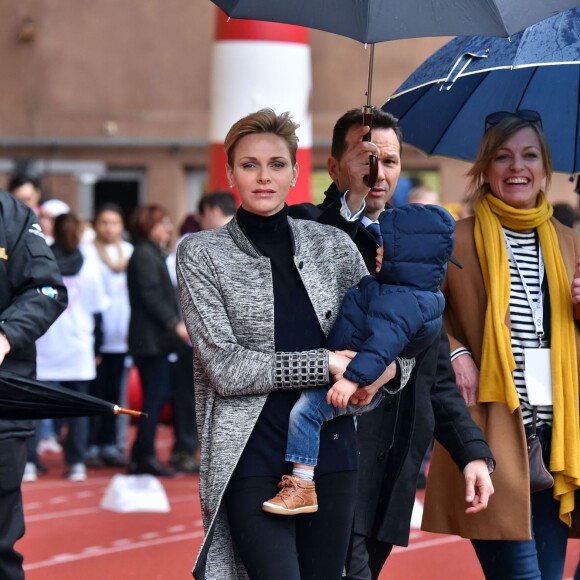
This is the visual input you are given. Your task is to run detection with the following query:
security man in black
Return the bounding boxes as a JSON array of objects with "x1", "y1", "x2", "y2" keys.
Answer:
[{"x1": 0, "y1": 189, "x2": 67, "y2": 580}]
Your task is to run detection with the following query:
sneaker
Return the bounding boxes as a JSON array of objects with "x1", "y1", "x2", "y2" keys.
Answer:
[
  {"x1": 65, "y1": 463, "x2": 87, "y2": 482},
  {"x1": 170, "y1": 452, "x2": 200, "y2": 474},
  {"x1": 101, "y1": 452, "x2": 129, "y2": 467},
  {"x1": 37, "y1": 436, "x2": 62, "y2": 454},
  {"x1": 262, "y1": 475, "x2": 318, "y2": 515},
  {"x1": 127, "y1": 457, "x2": 176, "y2": 478},
  {"x1": 22, "y1": 462, "x2": 37, "y2": 483}
]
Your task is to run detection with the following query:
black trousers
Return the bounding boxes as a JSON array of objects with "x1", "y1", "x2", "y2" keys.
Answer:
[
  {"x1": 130, "y1": 355, "x2": 173, "y2": 462},
  {"x1": 225, "y1": 471, "x2": 358, "y2": 580},
  {"x1": 90, "y1": 353, "x2": 126, "y2": 448},
  {"x1": 345, "y1": 533, "x2": 393, "y2": 580},
  {"x1": 0, "y1": 437, "x2": 27, "y2": 580},
  {"x1": 171, "y1": 343, "x2": 198, "y2": 455}
]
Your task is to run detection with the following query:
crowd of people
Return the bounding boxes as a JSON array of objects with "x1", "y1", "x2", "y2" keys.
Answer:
[
  {"x1": 1, "y1": 105, "x2": 580, "y2": 580},
  {"x1": 7, "y1": 176, "x2": 238, "y2": 484}
]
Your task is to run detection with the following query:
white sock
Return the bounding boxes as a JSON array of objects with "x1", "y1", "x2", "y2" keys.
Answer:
[{"x1": 293, "y1": 467, "x2": 314, "y2": 482}]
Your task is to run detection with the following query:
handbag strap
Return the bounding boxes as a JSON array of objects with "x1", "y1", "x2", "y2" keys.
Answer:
[{"x1": 531, "y1": 406, "x2": 538, "y2": 436}]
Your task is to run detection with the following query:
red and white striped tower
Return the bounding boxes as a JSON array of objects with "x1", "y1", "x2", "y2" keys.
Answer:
[{"x1": 208, "y1": 10, "x2": 313, "y2": 204}]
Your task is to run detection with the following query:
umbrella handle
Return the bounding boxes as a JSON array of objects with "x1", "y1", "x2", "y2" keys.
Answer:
[
  {"x1": 362, "y1": 105, "x2": 378, "y2": 188},
  {"x1": 113, "y1": 405, "x2": 148, "y2": 419}
]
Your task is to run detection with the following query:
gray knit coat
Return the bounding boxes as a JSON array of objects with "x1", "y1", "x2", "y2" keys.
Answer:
[{"x1": 176, "y1": 215, "x2": 368, "y2": 579}]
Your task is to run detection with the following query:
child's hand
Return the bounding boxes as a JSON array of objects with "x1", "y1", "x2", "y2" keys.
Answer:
[
  {"x1": 350, "y1": 388, "x2": 374, "y2": 407},
  {"x1": 327, "y1": 377, "x2": 359, "y2": 409}
]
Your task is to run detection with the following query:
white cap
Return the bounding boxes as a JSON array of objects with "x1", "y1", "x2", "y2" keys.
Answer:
[{"x1": 40, "y1": 199, "x2": 70, "y2": 217}]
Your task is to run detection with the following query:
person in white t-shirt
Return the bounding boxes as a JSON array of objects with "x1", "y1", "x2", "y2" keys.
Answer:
[
  {"x1": 83, "y1": 204, "x2": 133, "y2": 467},
  {"x1": 36, "y1": 212, "x2": 109, "y2": 482}
]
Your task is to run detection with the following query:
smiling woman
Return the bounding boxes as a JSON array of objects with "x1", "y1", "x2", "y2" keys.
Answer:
[
  {"x1": 422, "y1": 111, "x2": 580, "y2": 579},
  {"x1": 176, "y1": 109, "x2": 370, "y2": 580}
]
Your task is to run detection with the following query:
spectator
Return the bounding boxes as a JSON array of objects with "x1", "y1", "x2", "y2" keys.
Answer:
[
  {"x1": 7, "y1": 175, "x2": 41, "y2": 213},
  {"x1": 84, "y1": 203, "x2": 133, "y2": 467},
  {"x1": 126, "y1": 204, "x2": 189, "y2": 477},
  {"x1": 407, "y1": 185, "x2": 441, "y2": 205},
  {"x1": 197, "y1": 190, "x2": 236, "y2": 230},
  {"x1": 39, "y1": 199, "x2": 70, "y2": 245},
  {"x1": 36, "y1": 212, "x2": 108, "y2": 482}
]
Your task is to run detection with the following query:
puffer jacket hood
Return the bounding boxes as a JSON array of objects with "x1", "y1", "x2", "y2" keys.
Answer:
[{"x1": 376, "y1": 204, "x2": 455, "y2": 292}]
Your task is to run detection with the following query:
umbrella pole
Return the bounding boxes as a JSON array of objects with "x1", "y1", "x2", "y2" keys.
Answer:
[
  {"x1": 362, "y1": 43, "x2": 378, "y2": 187},
  {"x1": 114, "y1": 405, "x2": 148, "y2": 419},
  {"x1": 366, "y1": 43, "x2": 375, "y2": 107}
]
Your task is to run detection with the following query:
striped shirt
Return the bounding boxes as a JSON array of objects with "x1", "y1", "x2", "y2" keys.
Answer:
[{"x1": 505, "y1": 227, "x2": 552, "y2": 426}]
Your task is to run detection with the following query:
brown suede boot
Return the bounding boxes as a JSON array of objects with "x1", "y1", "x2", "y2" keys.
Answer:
[{"x1": 262, "y1": 475, "x2": 318, "y2": 515}]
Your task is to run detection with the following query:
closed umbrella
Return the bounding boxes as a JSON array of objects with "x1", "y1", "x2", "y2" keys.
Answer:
[
  {"x1": 211, "y1": 0, "x2": 580, "y2": 185},
  {"x1": 0, "y1": 370, "x2": 147, "y2": 420},
  {"x1": 382, "y1": 7, "x2": 580, "y2": 174}
]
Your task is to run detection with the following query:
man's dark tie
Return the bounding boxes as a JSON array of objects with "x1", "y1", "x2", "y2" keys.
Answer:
[{"x1": 366, "y1": 222, "x2": 383, "y2": 246}]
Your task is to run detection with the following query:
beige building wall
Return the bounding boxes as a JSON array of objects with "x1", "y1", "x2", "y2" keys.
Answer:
[{"x1": 0, "y1": 0, "x2": 576, "y2": 229}]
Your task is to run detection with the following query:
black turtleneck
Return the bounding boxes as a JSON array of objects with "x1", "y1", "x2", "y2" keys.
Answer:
[
  {"x1": 237, "y1": 205, "x2": 324, "y2": 352},
  {"x1": 234, "y1": 205, "x2": 357, "y2": 479}
]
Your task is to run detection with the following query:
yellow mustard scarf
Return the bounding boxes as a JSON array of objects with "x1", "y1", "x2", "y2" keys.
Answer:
[{"x1": 474, "y1": 192, "x2": 580, "y2": 525}]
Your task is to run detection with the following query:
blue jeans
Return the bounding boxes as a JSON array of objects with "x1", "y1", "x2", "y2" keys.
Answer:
[
  {"x1": 471, "y1": 425, "x2": 569, "y2": 580},
  {"x1": 285, "y1": 386, "x2": 384, "y2": 466}
]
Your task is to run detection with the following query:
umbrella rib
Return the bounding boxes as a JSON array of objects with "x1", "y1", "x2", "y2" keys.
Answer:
[
  {"x1": 572, "y1": 69, "x2": 580, "y2": 176},
  {"x1": 513, "y1": 66, "x2": 537, "y2": 110},
  {"x1": 425, "y1": 74, "x2": 488, "y2": 155}
]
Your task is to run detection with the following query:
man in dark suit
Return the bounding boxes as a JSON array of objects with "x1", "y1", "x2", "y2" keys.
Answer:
[{"x1": 289, "y1": 108, "x2": 495, "y2": 580}]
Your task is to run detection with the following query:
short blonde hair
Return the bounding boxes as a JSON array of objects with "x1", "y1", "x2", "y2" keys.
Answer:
[
  {"x1": 467, "y1": 116, "x2": 552, "y2": 204},
  {"x1": 224, "y1": 109, "x2": 300, "y2": 166}
]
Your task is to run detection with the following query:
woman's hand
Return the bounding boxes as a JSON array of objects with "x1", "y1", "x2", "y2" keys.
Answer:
[
  {"x1": 452, "y1": 353, "x2": 480, "y2": 406},
  {"x1": 349, "y1": 361, "x2": 397, "y2": 405},
  {"x1": 176, "y1": 322, "x2": 190, "y2": 344},
  {"x1": 572, "y1": 260, "x2": 580, "y2": 306},
  {"x1": 328, "y1": 349, "x2": 356, "y2": 379}
]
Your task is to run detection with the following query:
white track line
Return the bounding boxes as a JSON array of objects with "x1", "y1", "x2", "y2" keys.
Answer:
[
  {"x1": 24, "y1": 493, "x2": 197, "y2": 522},
  {"x1": 23, "y1": 531, "x2": 205, "y2": 571}
]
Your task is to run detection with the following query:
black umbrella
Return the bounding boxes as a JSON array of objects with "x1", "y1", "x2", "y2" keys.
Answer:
[
  {"x1": 211, "y1": 0, "x2": 580, "y2": 186},
  {"x1": 0, "y1": 370, "x2": 147, "y2": 420}
]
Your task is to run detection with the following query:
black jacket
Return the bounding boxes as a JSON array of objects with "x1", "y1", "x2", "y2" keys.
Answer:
[
  {"x1": 127, "y1": 239, "x2": 181, "y2": 356},
  {"x1": 289, "y1": 183, "x2": 492, "y2": 546},
  {"x1": 0, "y1": 191, "x2": 67, "y2": 440}
]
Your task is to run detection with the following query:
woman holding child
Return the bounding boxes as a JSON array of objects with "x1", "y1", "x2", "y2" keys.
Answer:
[{"x1": 176, "y1": 109, "x2": 398, "y2": 579}]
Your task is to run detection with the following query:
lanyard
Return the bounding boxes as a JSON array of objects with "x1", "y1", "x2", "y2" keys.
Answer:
[{"x1": 503, "y1": 232, "x2": 546, "y2": 346}]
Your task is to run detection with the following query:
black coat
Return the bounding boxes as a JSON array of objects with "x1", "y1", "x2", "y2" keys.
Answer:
[
  {"x1": 127, "y1": 239, "x2": 181, "y2": 357},
  {"x1": 289, "y1": 184, "x2": 492, "y2": 546},
  {"x1": 0, "y1": 190, "x2": 67, "y2": 440}
]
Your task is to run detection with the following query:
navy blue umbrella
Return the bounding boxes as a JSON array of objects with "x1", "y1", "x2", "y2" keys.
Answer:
[{"x1": 382, "y1": 8, "x2": 580, "y2": 174}]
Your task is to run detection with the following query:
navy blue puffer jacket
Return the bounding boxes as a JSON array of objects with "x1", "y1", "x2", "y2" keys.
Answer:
[{"x1": 326, "y1": 204, "x2": 455, "y2": 387}]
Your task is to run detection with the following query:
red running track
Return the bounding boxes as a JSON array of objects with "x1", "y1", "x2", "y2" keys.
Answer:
[{"x1": 18, "y1": 426, "x2": 580, "y2": 579}]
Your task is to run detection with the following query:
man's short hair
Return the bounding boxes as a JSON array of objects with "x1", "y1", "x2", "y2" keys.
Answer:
[
  {"x1": 198, "y1": 190, "x2": 237, "y2": 217},
  {"x1": 331, "y1": 108, "x2": 403, "y2": 160},
  {"x1": 7, "y1": 174, "x2": 40, "y2": 194}
]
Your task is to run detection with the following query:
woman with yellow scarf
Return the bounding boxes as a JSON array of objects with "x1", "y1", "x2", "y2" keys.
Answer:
[{"x1": 421, "y1": 111, "x2": 580, "y2": 579}]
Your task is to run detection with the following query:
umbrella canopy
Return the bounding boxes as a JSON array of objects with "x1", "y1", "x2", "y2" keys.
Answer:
[
  {"x1": 382, "y1": 7, "x2": 580, "y2": 173},
  {"x1": 211, "y1": 0, "x2": 580, "y2": 43},
  {"x1": 0, "y1": 370, "x2": 146, "y2": 420}
]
